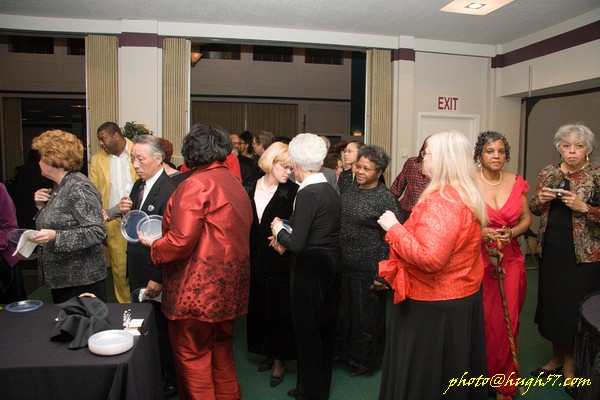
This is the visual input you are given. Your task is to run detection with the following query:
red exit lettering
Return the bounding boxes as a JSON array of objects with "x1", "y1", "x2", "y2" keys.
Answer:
[{"x1": 437, "y1": 97, "x2": 459, "y2": 111}]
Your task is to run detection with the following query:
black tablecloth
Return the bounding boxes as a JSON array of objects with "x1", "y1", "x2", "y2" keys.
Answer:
[
  {"x1": 0, "y1": 302, "x2": 164, "y2": 400},
  {"x1": 575, "y1": 292, "x2": 600, "y2": 400}
]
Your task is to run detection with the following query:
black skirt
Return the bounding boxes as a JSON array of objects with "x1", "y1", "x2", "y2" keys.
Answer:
[
  {"x1": 535, "y1": 200, "x2": 600, "y2": 346},
  {"x1": 379, "y1": 291, "x2": 487, "y2": 400}
]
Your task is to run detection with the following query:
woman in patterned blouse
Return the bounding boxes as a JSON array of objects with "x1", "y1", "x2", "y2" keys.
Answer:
[
  {"x1": 529, "y1": 123, "x2": 600, "y2": 390},
  {"x1": 31, "y1": 130, "x2": 107, "y2": 303}
]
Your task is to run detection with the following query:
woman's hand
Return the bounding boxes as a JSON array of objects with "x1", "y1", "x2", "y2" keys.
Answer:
[
  {"x1": 119, "y1": 196, "x2": 133, "y2": 214},
  {"x1": 538, "y1": 186, "x2": 559, "y2": 204},
  {"x1": 270, "y1": 217, "x2": 282, "y2": 230},
  {"x1": 494, "y1": 226, "x2": 513, "y2": 245},
  {"x1": 34, "y1": 188, "x2": 52, "y2": 210},
  {"x1": 377, "y1": 210, "x2": 399, "y2": 232},
  {"x1": 559, "y1": 190, "x2": 588, "y2": 213},
  {"x1": 137, "y1": 231, "x2": 156, "y2": 248},
  {"x1": 32, "y1": 229, "x2": 56, "y2": 245},
  {"x1": 268, "y1": 235, "x2": 286, "y2": 255},
  {"x1": 371, "y1": 280, "x2": 389, "y2": 292},
  {"x1": 482, "y1": 227, "x2": 497, "y2": 243}
]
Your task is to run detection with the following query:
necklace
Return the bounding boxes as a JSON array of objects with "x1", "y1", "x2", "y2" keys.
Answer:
[
  {"x1": 260, "y1": 176, "x2": 277, "y2": 195},
  {"x1": 480, "y1": 169, "x2": 503, "y2": 186}
]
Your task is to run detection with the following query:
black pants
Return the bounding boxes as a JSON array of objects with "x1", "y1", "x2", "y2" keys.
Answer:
[{"x1": 51, "y1": 279, "x2": 106, "y2": 304}]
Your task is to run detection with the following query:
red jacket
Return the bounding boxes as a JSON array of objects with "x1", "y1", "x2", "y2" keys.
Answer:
[
  {"x1": 151, "y1": 161, "x2": 253, "y2": 322},
  {"x1": 380, "y1": 187, "x2": 484, "y2": 303}
]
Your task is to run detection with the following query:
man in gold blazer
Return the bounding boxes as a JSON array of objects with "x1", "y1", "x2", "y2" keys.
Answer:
[{"x1": 89, "y1": 122, "x2": 137, "y2": 303}]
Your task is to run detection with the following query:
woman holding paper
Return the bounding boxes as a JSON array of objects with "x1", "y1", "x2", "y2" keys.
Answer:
[{"x1": 31, "y1": 130, "x2": 107, "y2": 303}]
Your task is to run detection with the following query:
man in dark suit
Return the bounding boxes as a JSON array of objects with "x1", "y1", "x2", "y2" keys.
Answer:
[{"x1": 116, "y1": 134, "x2": 178, "y2": 397}]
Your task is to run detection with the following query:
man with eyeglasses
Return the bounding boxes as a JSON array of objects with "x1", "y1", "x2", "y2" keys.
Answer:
[{"x1": 231, "y1": 133, "x2": 259, "y2": 186}]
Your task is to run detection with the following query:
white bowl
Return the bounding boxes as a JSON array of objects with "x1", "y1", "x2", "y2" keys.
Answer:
[{"x1": 88, "y1": 329, "x2": 134, "y2": 356}]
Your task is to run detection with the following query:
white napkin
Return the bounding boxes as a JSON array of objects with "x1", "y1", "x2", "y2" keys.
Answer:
[
  {"x1": 138, "y1": 288, "x2": 162, "y2": 303},
  {"x1": 12, "y1": 230, "x2": 39, "y2": 258}
]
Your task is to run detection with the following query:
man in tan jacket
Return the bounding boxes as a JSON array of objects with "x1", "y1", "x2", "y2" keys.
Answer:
[{"x1": 89, "y1": 122, "x2": 137, "y2": 303}]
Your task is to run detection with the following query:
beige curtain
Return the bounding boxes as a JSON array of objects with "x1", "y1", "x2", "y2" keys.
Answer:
[
  {"x1": 366, "y1": 49, "x2": 393, "y2": 183},
  {"x1": 162, "y1": 38, "x2": 189, "y2": 166},
  {"x1": 2, "y1": 98, "x2": 23, "y2": 181},
  {"x1": 86, "y1": 35, "x2": 119, "y2": 158},
  {"x1": 247, "y1": 103, "x2": 298, "y2": 138}
]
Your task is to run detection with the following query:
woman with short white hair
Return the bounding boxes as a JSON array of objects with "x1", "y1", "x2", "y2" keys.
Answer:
[{"x1": 270, "y1": 133, "x2": 342, "y2": 400}]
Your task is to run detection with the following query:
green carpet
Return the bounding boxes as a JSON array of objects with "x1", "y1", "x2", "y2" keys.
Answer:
[{"x1": 25, "y1": 257, "x2": 575, "y2": 399}]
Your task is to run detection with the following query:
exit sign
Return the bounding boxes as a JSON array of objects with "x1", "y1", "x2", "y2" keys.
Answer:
[{"x1": 437, "y1": 96, "x2": 459, "y2": 111}]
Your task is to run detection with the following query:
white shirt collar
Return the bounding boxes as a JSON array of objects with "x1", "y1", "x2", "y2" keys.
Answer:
[{"x1": 297, "y1": 172, "x2": 327, "y2": 192}]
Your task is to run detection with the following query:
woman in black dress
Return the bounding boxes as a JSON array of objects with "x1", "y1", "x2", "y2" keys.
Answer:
[
  {"x1": 529, "y1": 123, "x2": 600, "y2": 391},
  {"x1": 270, "y1": 133, "x2": 342, "y2": 400},
  {"x1": 245, "y1": 141, "x2": 299, "y2": 387},
  {"x1": 335, "y1": 145, "x2": 399, "y2": 377}
]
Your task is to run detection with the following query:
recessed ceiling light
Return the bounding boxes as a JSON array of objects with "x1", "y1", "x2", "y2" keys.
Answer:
[
  {"x1": 441, "y1": 0, "x2": 513, "y2": 16},
  {"x1": 466, "y1": 3, "x2": 485, "y2": 9}
]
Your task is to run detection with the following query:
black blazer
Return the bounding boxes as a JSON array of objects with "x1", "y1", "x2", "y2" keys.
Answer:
[
  {"x1": 126, "y1": 170, "x2": 177, "y2": 290},
  {"x1": 246, "y1": 178, "x2": 298, "y2": 274}
]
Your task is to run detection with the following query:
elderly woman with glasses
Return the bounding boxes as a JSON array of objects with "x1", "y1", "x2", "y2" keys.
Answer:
[
  {"x1": 529, "y1": 123, "x2": 600, "y2": 393},
  {"x1": 335, "y1": 145, "x2": 400, "y2": 378},
  {"x1": 270, "y1": 133, "x2": 342, "y2": 400},
  {"x1": 245, "y1": 142, "x2": 299, "y2": 388}
]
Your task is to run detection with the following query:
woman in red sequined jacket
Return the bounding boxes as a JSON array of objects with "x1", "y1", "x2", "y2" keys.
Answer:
[
  {"x1": 139, "y1": 124, "x2": 253, "y2": 400},
  {"x1": 377, "y1": 130, "x2": 488, "y2": 400}
]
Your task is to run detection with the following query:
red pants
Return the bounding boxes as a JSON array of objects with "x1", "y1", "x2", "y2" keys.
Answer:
[{"x1": 168, "y1": 318, "x2": 242, "y2": 400}]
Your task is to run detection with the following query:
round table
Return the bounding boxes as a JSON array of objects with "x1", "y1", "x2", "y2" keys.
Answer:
[{"x1": 575, "y1": 291, "x2": 600, "y2": 400}]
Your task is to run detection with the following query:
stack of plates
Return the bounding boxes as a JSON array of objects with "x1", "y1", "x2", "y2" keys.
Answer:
[{"x1": 88, "y1": 330, "x2": 134, "y2": 356}]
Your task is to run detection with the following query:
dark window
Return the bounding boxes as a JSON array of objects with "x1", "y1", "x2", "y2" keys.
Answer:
[
  {"x1": 67, "y1": 38, "x2": 85, "y2": 55},
  {"x1": 253, "y1": 45, "x2": 293, "y2": 63},
  {"x1": 305, "y1": 49, "x2": 343, "y2": 65},
  {"x1": 9, "y1": 36, "x2": 54, "y2": 54},
  {"x1": 196, "y1": 43, "x2": 241, "y2": 60}
]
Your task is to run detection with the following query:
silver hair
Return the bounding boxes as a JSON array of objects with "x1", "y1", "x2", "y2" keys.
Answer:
[
  {"x1": 553, "y1": 123, "x2": 595, "y2": 154},
  {"x1": 289, "y1": 133, "x2": 327, "y2": 172},
  {"x1": 132, "y1": 135, "x2": 166, "y2": 160}
]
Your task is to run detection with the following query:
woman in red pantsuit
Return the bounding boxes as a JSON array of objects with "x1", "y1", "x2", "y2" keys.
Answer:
[{"x1": 139, "y1": 124, "x2": 253, "y2": 400}]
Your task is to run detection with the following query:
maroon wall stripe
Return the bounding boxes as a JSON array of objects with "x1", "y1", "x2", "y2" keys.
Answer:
[
  {"x1": 119, "y1": 32, "x2": 163, "y2": 48},
  {"x1": 493, "y1": 20, "x2": 600, "y2": 68},
  {"x1": 392, "y1": 48, "x2": 415, "y2": 62}
]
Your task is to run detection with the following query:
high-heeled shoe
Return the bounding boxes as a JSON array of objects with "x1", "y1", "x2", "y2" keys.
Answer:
[
  {"x1": 531, "y1": 365, "x2": 562, "y2": 377},
  {"x1": 257, "y1": 356, "x2": 274, "y2": 372}
]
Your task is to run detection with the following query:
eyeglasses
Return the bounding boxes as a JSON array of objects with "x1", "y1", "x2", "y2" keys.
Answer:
[
  {"x1": 420, "y1": 151, "x2": 431, "y2": 158},
  {"x1": 354, "y1": 163, "x2": 377, "y2": 173},
  {"x1": 232, "y1": 141, "x2": 243, "y2": 145},
  {"x1": 277, "y1": 163, "x2": 293, "y2": 173}
]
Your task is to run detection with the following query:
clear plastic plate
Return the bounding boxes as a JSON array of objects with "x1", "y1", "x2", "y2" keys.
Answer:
[
  {"x1": 120, "y1": 210, "x2": 148, "y2": 243},
  {"x1": 5, "y1": 299, "x2": 43, "y2": 313},
  {"x1": 88, "y1": 329, "x2": 134, "y2": 356},
  {"x1": 137, "y1": 215, "x2": 163, "y2": 239},
  {"x1": 7, "y1": 229, "x2": 29, "y2": 245}
]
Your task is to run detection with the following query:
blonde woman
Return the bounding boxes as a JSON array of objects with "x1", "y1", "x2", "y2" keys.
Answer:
[
  {"x1": 377, "y1": 130, "x2": 488, "y2": 400},
  {"x1": 245, "y1": 142, "x2": 299, "y2": 388}
]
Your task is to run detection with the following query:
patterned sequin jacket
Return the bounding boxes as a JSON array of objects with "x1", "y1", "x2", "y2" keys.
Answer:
[
  {"x1": 529, "y1": 162, "x2": 600, "y2": 264},
  {"x1": 35, "y1": 172, "x2": 107, "y2": 289},
  {"x1": 379, "y1": 187, "x2": 484, "y2": 303},
  {"x1": 151, "y1": 161, "x2": 253, "y2": 322}
]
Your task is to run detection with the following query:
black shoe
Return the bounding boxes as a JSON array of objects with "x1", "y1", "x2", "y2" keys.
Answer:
[
  {"x1": 163, "y1": 383, "x2": 178, "y2": 398},
  {"x1": 565, "y1": 385, "x2": 576, "y2": 398},
  {"x1": 287, "y1": 387, "x2": 300, "y2": 398},
  {"x1": 531, "y1": 365, "x2": 563, "y2": 376},
  {"x1": 258, "y1": 356, "x2": 274, "y2": 372}
]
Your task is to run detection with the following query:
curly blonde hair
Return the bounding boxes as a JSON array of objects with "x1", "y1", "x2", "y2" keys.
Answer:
[{"x1": 31, "y1": 130, "x2": 84, "y2": 172}]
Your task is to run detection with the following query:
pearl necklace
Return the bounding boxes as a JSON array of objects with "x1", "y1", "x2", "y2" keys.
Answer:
[
  {"x1": 260, "y1": 176, "x2": 277, "y2": 195},
  {"x1": 480, "y1": 169, "x2": 503, "y2": 186}
]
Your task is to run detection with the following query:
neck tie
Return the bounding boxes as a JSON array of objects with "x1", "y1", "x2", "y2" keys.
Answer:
[{"x1": 135, "y1": 181, "x2": 146, "y2": 210}]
